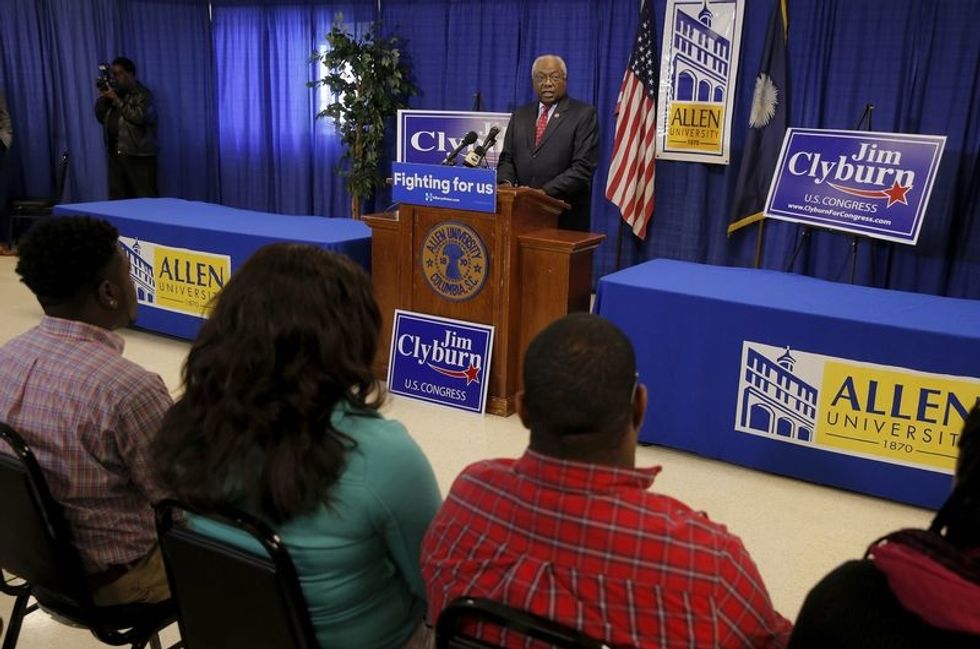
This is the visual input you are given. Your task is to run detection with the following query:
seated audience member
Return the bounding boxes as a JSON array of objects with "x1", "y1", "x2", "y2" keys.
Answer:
[
  {"x1": 789, "y1": 406, "x2": 980, "y2": 649},
  {"x1": 152, "y1": 244, "x2": 441, "y2": 649},
  {"x1": 422, "y1": 313, "x2": 792, "y2": 648},
  {"x1": 0, "y1": 217, "x2": 172, "y2": 605}
]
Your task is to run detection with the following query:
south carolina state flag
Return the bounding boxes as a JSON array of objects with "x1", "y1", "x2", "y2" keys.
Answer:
[{"x1": 728, "y1": 0, "x2": 789, "y2": 235}]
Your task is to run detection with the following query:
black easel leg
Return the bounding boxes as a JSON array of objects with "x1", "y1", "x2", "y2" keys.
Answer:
[
  {"x1": 786, "y1": 227, "x2": 811, "y2": 272},
  {"x1": 849, "y1": 236, "x2": 858, "y2": 284}
]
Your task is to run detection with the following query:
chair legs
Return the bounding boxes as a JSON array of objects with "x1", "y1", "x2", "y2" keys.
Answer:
[
  {"x1": 1, "y1": 591, "x2": 31, "y2": 649},
  {"x1": 131, "y1": 633, "x2": 162, "y2": 649}
]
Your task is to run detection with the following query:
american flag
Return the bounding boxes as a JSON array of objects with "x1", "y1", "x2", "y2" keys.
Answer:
[{"x1": 605, "y1": 0, "x2": 657, "y2": 239}]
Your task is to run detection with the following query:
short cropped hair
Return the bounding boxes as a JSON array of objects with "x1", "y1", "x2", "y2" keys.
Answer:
[
  {"x1": 15, "y1": 217, "x2": 120, "y2": 307},
  {"x1": 522, "y1": 313, "x2": 636, "y2": 438},
  {"x1": 532, "y1": 54, "x2": 567, "y2": 77},
  {"x1": 112, "y1": 57, "x2": 136, "y2": 75}
]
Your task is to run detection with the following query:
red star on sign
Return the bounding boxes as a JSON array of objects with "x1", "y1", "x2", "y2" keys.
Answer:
[
  {"x1": 463, "y1": 363, "x2": 481, "y2": 385},
  {"x1": 883, "y1": 180, "x2": 911, "y2": 208}
]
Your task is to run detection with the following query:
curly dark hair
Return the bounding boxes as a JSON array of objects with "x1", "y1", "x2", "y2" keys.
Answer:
[
  {"x1": 153, "y1": 244, "x2": 382, "y2": 524},
  {"x1": 15, "y1": 217, "x2": 120, "y2": 308}
]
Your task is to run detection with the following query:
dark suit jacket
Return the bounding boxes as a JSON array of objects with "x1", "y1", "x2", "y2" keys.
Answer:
[{"x1": 496, "y1": 96, "x2": 599, "y2": 231}]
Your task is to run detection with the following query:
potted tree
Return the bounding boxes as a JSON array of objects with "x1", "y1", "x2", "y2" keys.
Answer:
[{"x1": 310, "y1": 22, "x2": 417, "y2": 219}]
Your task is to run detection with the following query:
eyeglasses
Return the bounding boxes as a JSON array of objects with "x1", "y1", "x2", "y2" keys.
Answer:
[{"x1": 533, "y1": 72, "x2": 565, "y2": 84}]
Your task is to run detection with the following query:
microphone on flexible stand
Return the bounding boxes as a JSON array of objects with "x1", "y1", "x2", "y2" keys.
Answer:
[
  {"x1": 462, "y1": 125, "x2": 500, "y2": 168},
  {"x1": 442, "y1": 130, "x2": 479, "y2": 165}
]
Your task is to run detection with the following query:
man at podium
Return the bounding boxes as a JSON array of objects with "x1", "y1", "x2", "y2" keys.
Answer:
[{"x1": 497, "y1": 55, "x2": 599, "y2": 232}]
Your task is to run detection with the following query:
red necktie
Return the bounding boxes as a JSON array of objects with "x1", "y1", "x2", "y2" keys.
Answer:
[{"x1": 534, "y1": 106, "x2": 549, "y2": 147}]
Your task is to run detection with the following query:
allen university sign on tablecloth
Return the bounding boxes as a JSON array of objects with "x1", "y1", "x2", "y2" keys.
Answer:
[
  {"x1": 735, "y1": 341, "x2": 979, "y2": 476},
  {"x1": 119, "y1": 237, "x2": 230, "y2": 318}
]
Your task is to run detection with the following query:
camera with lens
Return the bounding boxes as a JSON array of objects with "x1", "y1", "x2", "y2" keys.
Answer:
[{"x1": 95, "y1": 63, "x2": 114, "y2": 91}]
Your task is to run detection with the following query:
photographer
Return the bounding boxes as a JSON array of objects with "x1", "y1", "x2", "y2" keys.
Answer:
[{"x1": 94, "y1": 57, "x2": 158, "y2": 199}]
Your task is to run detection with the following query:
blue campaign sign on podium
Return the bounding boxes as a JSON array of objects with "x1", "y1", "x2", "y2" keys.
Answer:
[
  {"x1": 396, "y1": 109, "x2": 510, "y2": 166},
  {"x1": 387, "y1": 310, "x2": 495, "y2": 414},
  {"x1": 391, "y1": 162, "x2": 497, "y2": 213}
]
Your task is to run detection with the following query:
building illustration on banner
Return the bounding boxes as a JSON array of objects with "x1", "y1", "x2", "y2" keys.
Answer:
[
  {"x1": 671, "y1": 1, "x2": 732, "y2": 105},
  {"x1": 657, "y1": 0, "x2": 744, "y2": 163},
  {"x1": 119, "y1": 239, "x2": 155, "y2": 304},
  {"x1": 735, "y1": 340, "x2": 980, "y2": 475},
  {"x1": 738, "y1": 346, "x2": 817, "y2": 442}
]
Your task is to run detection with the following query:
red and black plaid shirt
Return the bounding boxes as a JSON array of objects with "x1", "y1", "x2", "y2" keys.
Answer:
[
  {"x1": 422, "y1": 450, "x2": 792, "y2": 648},
  {"x1": 0, "y1": 317, "x2": 172, "y2": 572}
]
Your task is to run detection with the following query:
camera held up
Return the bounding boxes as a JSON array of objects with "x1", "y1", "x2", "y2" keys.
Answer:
[{"x1": 95, "y1": 63, "x2": 114, "y2": 91}]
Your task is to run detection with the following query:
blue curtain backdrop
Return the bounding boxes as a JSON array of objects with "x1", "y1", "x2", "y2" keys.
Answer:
[
  {"x1": 211, "y1": 0, "x2": 378, "y2": 215},
  {"x1": 0, "y1": 0, "x2": 216, "y2": 203},
  {"x1": 1, "y1": 0, "x2": 978, "y2": 298}
]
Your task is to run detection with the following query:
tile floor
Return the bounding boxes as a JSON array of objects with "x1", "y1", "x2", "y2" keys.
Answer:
[{"x1": 0, "y1": 256, "x2": 934, "y2": 647}]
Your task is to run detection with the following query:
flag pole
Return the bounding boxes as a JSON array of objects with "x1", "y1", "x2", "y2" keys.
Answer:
[
  {"x1": 615, "y1": 219, "x2": 626, "y2": 270},
  {"x1": 753, "y1": 219, "x2": 766, "y2": 269}
]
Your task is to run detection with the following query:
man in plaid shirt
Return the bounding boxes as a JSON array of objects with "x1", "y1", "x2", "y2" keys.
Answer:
[
  {"x1": 422, "y1": 314, "x2": 792, "y2": 648},
  {"x1": 0, "y1": 217, "x2": 172, "y2": 605}
]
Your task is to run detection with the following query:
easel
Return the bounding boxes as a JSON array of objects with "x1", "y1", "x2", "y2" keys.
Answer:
[{"x1": 785, "y1": 104, "x2": 879, "y2": 284}]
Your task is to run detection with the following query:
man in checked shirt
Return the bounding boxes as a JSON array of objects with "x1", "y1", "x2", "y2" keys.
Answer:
[
  {"x1": 0, "y1": 217, "x2": 172, "y2": 605},
  {"x1": 422, "y1": 314, "x2": 792, "y2": 648}
]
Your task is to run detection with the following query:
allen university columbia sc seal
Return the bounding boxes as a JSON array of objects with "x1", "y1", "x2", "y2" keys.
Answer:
[{"x1": 420, "y1": 221, "x2": 489, "y2": 301}]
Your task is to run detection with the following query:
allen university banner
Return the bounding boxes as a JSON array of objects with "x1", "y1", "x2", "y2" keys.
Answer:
[
  {"x1": 735, "y1": 341, "x2": 979, "y2": 475},
  {"x1": 656, "y1": 0, "x2": 745, "y2": 164},
  {"x1": 119, "y1": 237, "x2": 229, "y2": 318}
]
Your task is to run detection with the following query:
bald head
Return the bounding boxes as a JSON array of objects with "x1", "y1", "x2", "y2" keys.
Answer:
[{"x1": 531, "y1": 55, "x2": 568, "y2": 106}]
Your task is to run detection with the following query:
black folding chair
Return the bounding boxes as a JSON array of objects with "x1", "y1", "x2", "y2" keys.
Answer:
[
  {"x1": 0, "y1": 422, "x2": 179, "y2": 649},
  {"x1": 155, "y1": 499, "x2": 319, "y2": 649},
  {"x1": 436, "y1": 597, "x2": 609, "y2": 649},
  {"x1": 7, "y1": 150, "x2": 69, "y2": 245}
]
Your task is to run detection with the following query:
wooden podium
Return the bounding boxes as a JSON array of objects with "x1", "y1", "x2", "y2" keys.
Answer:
[{"x1": 364, "y1": 187, "x2": 604, "y2": 416}]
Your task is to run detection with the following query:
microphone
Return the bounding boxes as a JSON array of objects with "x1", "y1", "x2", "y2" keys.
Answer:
[
  {"x1": 442, "y1": 130, "x2": 478, "y2": 165},
  {"x1": 462, "y1": 126, "x2": 500, "y2": 168}
]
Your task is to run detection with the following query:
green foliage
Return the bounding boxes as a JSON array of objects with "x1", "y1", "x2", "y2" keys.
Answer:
[{"x1": 309, "y1": 21, "x2": 417, "y2": 217}]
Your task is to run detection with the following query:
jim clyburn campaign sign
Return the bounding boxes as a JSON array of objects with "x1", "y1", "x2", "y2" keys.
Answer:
[
  {"x1": 764, "y1": 128, "x2": 946, "y2": 244},
  {"x1": 396, "y1": 110, "x2": 510, "y2": 166},
  {"x1": 387, "y1": 310, "x2": 495, "y2": 414},
  {"x1": 391, "y1": 162, "x2": 497, "y2": 213}
]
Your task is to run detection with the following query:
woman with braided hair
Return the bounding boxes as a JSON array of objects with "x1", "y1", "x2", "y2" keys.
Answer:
[{"x1": 789, "y1": 406, "x2": 980, "y2": 648}]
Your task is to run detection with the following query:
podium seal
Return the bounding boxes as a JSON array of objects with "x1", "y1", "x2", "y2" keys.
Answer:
[{"x1": 420, "y1": 221, "x2": 489, "y2": 301}]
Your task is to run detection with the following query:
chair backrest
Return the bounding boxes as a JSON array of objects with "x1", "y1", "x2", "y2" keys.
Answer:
[
  {"x1": 54, "y1": 151, "x2": 70, "y2": 203},
  {"x1": 436, "y1": 597, "x2": 609, "y2": 649},
  {"x1": 155, "y1": 499, "x2": 320, "y2": 649},
  {"x1": 0, "y1": 423, "x2": 93, "y2": 611}
]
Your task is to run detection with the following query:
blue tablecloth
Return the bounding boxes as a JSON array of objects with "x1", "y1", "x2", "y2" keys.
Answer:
[
  {"x1": 54, "y1": 199, "x2": 371, "y2": 340},
  {"x1": 596, "y1": 259, "x2": 980, "y2": 508}
]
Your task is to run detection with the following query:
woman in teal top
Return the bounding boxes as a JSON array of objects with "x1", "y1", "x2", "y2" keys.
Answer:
[{"x1": 153, "y1": 244, "x2": 441, "y2": 649}]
